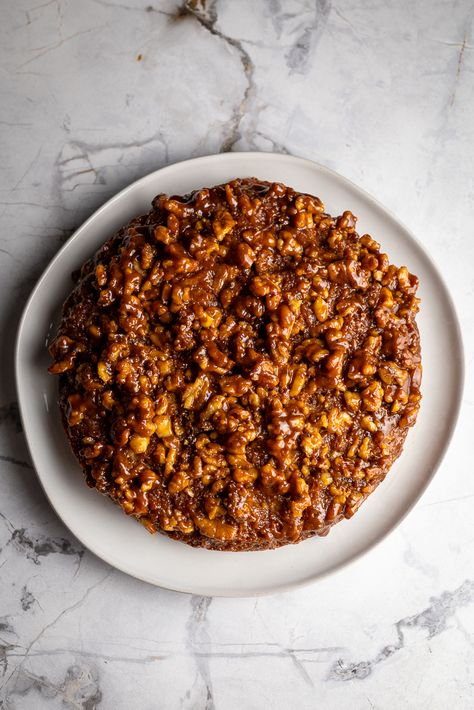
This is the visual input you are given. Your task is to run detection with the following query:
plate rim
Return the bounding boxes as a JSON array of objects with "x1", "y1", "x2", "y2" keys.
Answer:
[{"x1": 15, "y1": 151, "x2": 465, "y2": 596}]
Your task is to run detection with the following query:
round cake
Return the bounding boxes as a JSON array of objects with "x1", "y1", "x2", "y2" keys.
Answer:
[{"x1": 48, "y1": 178, "x2": 421, "y2": 551}]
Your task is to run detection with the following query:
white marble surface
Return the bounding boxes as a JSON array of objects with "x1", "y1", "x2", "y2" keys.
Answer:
[{"x1": 1, "y1": 0, "x2": 473, "y2": 707}]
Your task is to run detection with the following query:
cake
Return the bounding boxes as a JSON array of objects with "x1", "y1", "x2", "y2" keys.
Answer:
[{"x1": 48, "y1": 178, "x2": 422, "y2": 550}]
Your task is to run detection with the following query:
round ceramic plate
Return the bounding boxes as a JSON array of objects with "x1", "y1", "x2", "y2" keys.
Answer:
[{"x1": 15, "y1": 152, "x2": 463, "y2": 596}]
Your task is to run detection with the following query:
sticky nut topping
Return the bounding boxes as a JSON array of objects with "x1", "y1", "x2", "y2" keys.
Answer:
[{"x1": 49, "y1": 178, "x2": 421, "y2": 550}]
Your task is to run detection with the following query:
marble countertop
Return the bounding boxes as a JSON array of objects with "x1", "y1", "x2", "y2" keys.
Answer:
[{"x1": 1, "y1": 0, "x2": 473, "y2": 708}]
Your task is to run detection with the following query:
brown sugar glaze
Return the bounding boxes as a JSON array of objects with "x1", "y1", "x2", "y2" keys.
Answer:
[{"x1": 49, "y1": 178, "x2": 422, "y2": 550}]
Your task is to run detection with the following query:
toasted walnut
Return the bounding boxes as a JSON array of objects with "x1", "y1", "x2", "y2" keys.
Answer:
[
  {"x1": 290, "y1": 475, "x2": 311, "y2": 519},
  {"x1": 358, "y1": 436, "x2": 372, "y2": 461},
  {"x1": 327, "y1": 407, "x2": 353, "y2": 434},
  {"x1": 313, "y1": 295, "x2": 329, "y2": 322},
  {"x1": 168, "y1": 471, "x2": 190, "y2": 494},
  {"x1": 154, "y1": 415, "x2": 173, "y2": 438},
  {"x1": 194, "y1": 514, "x2": 238, "y2": 541},
  {"x1": 344, "y1": 391, "x2": 361, "y2": 411},
  {"x1": 213, "y1": 210, "x2": 235, "y2": 240},
  {"x1": 289, "y1": 365, "x2": 307, "y2": 397},
  {"x1": 129, "y1": 435, "x2": 150, "y2": 454},
  {"x1": 361, "y1": 381, "x2": 383, "y2": 412},
  {"x1": 361, "y1": 415, "x2": 378, "y2": 432},
  {"x1": 304, "y1": 340, "x2": 329, "y2": 363},
  {"x1": 379, "y1": 361, "x2": 408, "y2": 386},
  {"x1": 182, "y1": 373, "x2": 211, "y2": 410}
]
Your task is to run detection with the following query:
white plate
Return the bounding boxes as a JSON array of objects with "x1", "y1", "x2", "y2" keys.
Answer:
[{"x1": 15, "y1": 153, "x2": 463, "y2": 596}]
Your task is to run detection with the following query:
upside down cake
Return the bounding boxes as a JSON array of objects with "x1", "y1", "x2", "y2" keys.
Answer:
[{"x1": 48, "y1": 178, "x2": 422, "y2": 551}]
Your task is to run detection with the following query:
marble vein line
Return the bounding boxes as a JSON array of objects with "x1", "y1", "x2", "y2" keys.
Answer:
[
  {"x1": 3, "y1": 570, "x2": 113, "y2": 691},
  {"x1": 186, "y1": 596, "x2": 215, "y2": 710},
  {"x1": 3, "y1": 662, "x2": 103, "y2": 708},
  {"x1": 7, "y1": 527, "x2": 84, "y2": 566},
  {"x1": 16, "y1": 26, "x2": 107, "y2": 71},
  {"x1": 450, "y1": 31, "x2": 468, "y2": 107},
  {"x1": 0, "y1": 455, "x2": 32, "y2": 469},
  {"x1": 3, "y1": 642, "x2": 348, "y2": 667},
  {"x1": 54, "y1": 134, "x2": 169, "y2": 198},
  {"x1": 0, "y1": 148, "x2": 43, "y2": 222},
  {"x1": 421, "y1": 11, "x2": 474, "y2": 198},
  {"x1": 90, "y1": 0, "x2": 171, "y2": 14},
  {"x1": 182, "y1": 0, "x2": 255, "y2": 153},
  {"x1": 327, "y1": 579, "x2": 474, "y2": 681},
  {"x1": 285, "y1": 0, "x2": 332, "y2": 75}
]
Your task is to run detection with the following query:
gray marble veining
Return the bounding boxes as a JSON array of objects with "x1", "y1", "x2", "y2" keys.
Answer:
[{"x1": 1, "y1": 0, "x2": 473, "y2": 708}]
